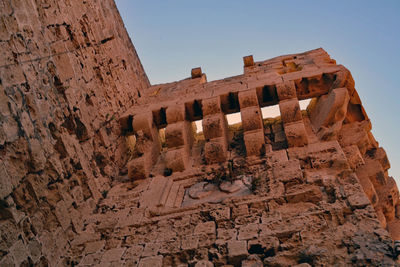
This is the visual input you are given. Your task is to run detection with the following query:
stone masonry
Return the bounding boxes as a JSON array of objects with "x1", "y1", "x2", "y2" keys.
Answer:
[{"x1": 1, "y1": 0, "x2": 400, "y2": 266}]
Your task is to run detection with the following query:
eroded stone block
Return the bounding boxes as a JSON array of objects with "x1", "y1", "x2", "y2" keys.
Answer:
[
  {"x1": 165, "y1": 147, "x2": 189, "y2": 172},
  {"x1": 140, "y1": 176, "x2": 173, "y2": 208},
  {"x1": 132, "y1": 112, "x2": 157, "y2": 141},
  {"x1": 243, "y1": 55, "x2": 254, "y2": 67},
  {"x1": 127, "y1": 156, "x2": 150, "y2": 180},
  {"x1": 244, "y1": 129, "x2": 265, "y2": 156},
  {"x1": 139, "y1": 255, "x2": 163, "y2": 267},
  {"x1": 191, "y1": 67, "x2": 202, "y2": 79},
  {"x1": 276, "y1": 80, "x2": 297, "y2": 101},
  {"x1": 204, "y1": 138, "x2": 227, "y2": 164},
  {"x1": 309, "y1": 87, "x2": 349, "y2": 131},
  {"x1": 238, "y1": 89, "x2": 259, "y2": 109},
  {"x1": 285, "y1": 184, "x2": 322, "y2": 204},
  {"x1": 165, "y1": 121, "x2": 193, "y2": 150},
  {"x1": 272, "y1": 159, "x2": 303, "y2": 183},
  {"x1": 166, "y1": 105, "x2": 186, "y2": 124},
  {"x1": 194, "y1": 221, "x2": 216, "y2": 235},
  {"x1": 227, "y1": 240, "x2": 248, "y2": 265},
  {"x1": 356, "y1": 159, "x2": 386, "y2": 191},
  {"x1": 202, "y1": 96, "x2": 223, "y2": 116},
  {"x1": 342, "y1": 145, "x2": 365, "y2": 170},
  {"x1": 241, "y1": 107, "x2": 263, "y2": 132},
  {"x1": 203, "y1": 113, "x2": 228, "y2": 140},
  {"x1": 279, "y1": 98, "x2": 302, "y2": 124},
  {"x1": 283, "y1": 121, "x2": 308, "y2": 147}
]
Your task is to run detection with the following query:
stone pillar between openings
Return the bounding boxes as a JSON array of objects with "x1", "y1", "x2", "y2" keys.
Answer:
[
  {"x1": 277, "y1": 81, "x2": 308, "y2": 147},
  {"x1": 127, "y1": 112, "x2": 160, "y2": 180},
  {"x1": 202, "y1": 96, "x2": 229, "y2": 164},
  {"x1": 164, "y1": 104, "x2": 194, "y2": 172},
  {"x1": 238, "y1": 89, "x2": 265, "y2": 156}
]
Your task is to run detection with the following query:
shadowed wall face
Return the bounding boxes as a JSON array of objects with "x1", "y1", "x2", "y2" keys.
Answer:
[{"x1": 0, "y1": 0, "x2": 148, "y2": 265}]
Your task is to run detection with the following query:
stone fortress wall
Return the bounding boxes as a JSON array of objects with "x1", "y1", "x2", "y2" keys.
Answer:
[
  {"x1": 0, "y1": 0, "x2": 149, "y2": 265},
  {"x1": 0, "y1": 0, "x2": 399, "y2": 266}
]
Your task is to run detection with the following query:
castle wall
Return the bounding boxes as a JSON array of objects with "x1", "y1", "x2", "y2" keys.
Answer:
[
  {"x1": 0, "y1": 1, "x2": 399, "y2": 266},
  {"x1": 0, "y1": 0, "x2": 149, "y2": 265}
]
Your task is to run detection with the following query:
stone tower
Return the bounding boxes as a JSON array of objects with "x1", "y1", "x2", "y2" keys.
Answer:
[{"x1": 0, "y1": 0, "x2": 399, "y2": 266}]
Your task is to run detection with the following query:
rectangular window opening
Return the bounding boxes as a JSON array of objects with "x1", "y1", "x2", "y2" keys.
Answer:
[
  {"x1": 158, "y1": 128, "x2": 167, "y2": 151},
  {"x1": 226, "y1": 112, "x2": 242, "y2": 128},
  {"x1": 299, "y1": 98, "x2": 312, "y2": 110},
  {"x1": 261, "y1": 104, "x2": 287, "y2": 151},
  {"x1": 261, "y1": 104, "x2": 280, "y2": 120},
  {"x1": 193, "y1": 120, "x2": 205, "y2": 144},
  {"x1": 226, "y1": 112, "x2": 245, "y2": 156},
  {"x1": 299, "y1": 98, "x2": 313, "y2": 118},
  {"x1": 126, "y1": 134, "x2": 137, "y2": 160}
]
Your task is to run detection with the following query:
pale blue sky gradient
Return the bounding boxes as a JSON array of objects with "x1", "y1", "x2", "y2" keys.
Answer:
[{"x1": 115, "y1": 1, "x2": 400, "y2": 185}]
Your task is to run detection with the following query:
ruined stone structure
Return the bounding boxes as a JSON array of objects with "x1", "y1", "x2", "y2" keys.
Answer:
[{"x1": 0, "y1": 0, "x2": 399, "y2": 266}]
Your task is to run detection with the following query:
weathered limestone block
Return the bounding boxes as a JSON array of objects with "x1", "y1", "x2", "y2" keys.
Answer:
[
  {"x1": 84, "y1": 240, "x2": 105, "y2": 255},
  {"x1": 243, "y1": 55, "x2": 254, "y2": 67},
  {"x1": 307, "y1": 141, "x2": 349, "y2": 170},
  {"x1": 202, "y1": 96, "x2": 223, "y2": 116},
  {"x1": 166, "y1": 104, "x2": 186, "y2": 124},
  {"x1": 217, "y1": 228, "x2": 238, "y2": 242},
  {"x1": 243, "y1": 129, "x2": 265, "y2": 156},
  {"x1": 237, "y1": 223, "x2": 259, "y2": 240},
  {"x1": 181, "y1": 235, "x2": 199, "y2": 250},
  {"x1": 210, "y1": 207, "x2": 231, "y2": 221},
  {"x1": 338, "y1": 122, "x2": 372, "y2": 155},
  {"x1": 142, "y1": 243, "x2": 161, "y2": 257},
  {"x1": 238, "y1": 89, "x2": 259, "y2": 109},
  {"x1": 227, "y1": 240, "x2": 248, "y2": 265},
  {"x1": 202, "y1": 113, "x2": 228, "y2": 140},
  {"x1": 165, "y1": 121, "x2": 193, "y2": 151},
  {"x1": 127, "y1": 156, "x2": 150, "y2": 180},
  {"x1": 241, "y1": 256, "x2": 263, "y2": 267},
  {"x1": 347, "y1": 188, "x2": 371, "y2": 209},
  {"x1": 191, "y1": 67, "x2": 202, "y2": 79},
  {"x1": 132, "y1": 112, "x2": 158, "y2": 141},
  {"x1": 123, "y1": 245, "x2": 144, "y2": 260},
  {"x1": 283, "y1": 121, "x2": 308, "y2": 147},
  {"x1": 387, "y1": 219, "x2": 400, "y2": 241},
  {"x1": 138, "y1": 255, "x2": 163, "y2": 267},
  {"x1": 204, "y1": 137, "x2": 227, "y2": 164},
  {"x1": 365, "y1": 147, "x2": 391, "y2": 171},
  {"x1": 9, "y1": 239, "x2": 28, "y2": 266},
  {"x1": 240, "y1": 106, "x2": 263, "y2": 132},
  {"x1": 276, "y1": 80, "x2": 297, "y2": 101},
  {"x1": 194, "y1": 221, "x2": 216, "y2": 235},
  {"x1": 342, "y1": 145, "x2": 365, "y2": 170},
  {"x1": 194, "y1": 260, "x2": 214, "y2": 267},
  {"x1": 285, "y1": 184, "x2": 322, "y2": 204},
  {"x1": 377, "y1": 177, "x2": 400, "y2": 221},
  {"x1": 165, "y1": 147, "x2": 189, "y2": 172},
  {"x1": 356, "y1": 159, "x2": 387, "y2": 191},
  {"x1": 101, "y1": 247, "x2": 126, "y2": 263},
  {"x1": 140, "y1": 176, "x2": 173, "y2": 208},
  {"x1": 272, "y1": 159, "x2": 303, "y2": 183},
  {"x1": 279, "y1": 98, "x2": 302, "y2": 124},
  {"x1": 355, "y1": 171, "x2": 378, "y2": 207},
  {"x1": 309, "y1": 87, "x2": 349, "y2": 140}
]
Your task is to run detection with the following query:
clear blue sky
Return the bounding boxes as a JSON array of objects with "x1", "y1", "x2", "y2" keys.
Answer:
[{"x1": 115, "y1": 0, "x2": 400, "y2": 185}]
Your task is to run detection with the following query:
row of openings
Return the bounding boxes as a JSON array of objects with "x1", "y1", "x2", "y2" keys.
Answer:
[
  {"x1": 129, "y1": 98, "x2": 313, "y2": 157},
  {"x1": 194, "y1": 98, "x2": 311, "y2": 133}
]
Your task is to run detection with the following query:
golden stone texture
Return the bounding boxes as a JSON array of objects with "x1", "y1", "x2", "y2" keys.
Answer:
[{"x1": 0, "y1": 0, "x2": 399, "y2": 266}]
